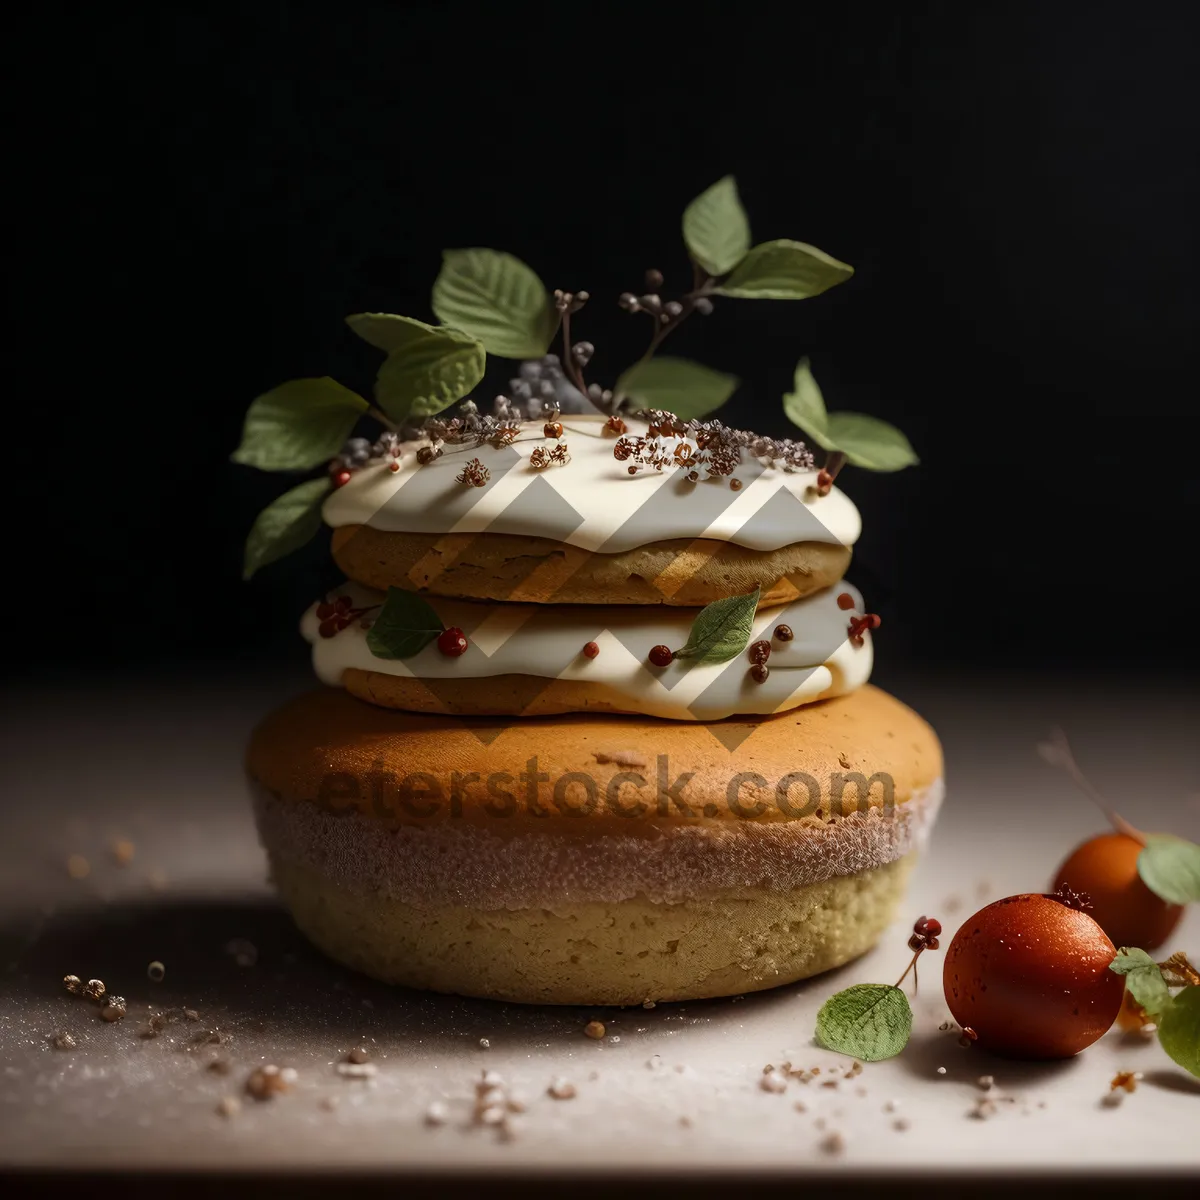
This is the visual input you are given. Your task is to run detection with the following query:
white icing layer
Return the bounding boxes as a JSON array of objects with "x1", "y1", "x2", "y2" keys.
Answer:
[
  {"x1": 302, "y1": 582, "x2": 873, "y2": 721},
  {"x1": 252, "y1": 778, "x2": 943, "y2": 909},
  {"x1": 322, "y1": 415, "x2": 861, "y2": 553}
]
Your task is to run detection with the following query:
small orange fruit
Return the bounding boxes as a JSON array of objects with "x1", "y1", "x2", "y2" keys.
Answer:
[
  {"x1": 943, "y1": 892, "x2": 1124, "y2": 1059},
  {"x1": 1053, "y1": 832, "x2": 1183, "y2": 950}
]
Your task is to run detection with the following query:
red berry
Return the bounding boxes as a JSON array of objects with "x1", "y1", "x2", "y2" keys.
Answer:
[
  {"x1": 749, "y1": 663, "x2": 770, "y2": 684},
  {"x1": 315, "y1": 602, "x2": 335, "y2": 620},
  {"x1": 914, "y1": 916, "x2": 942, "y2": 939},
  {"x1": 318, "y1": 620, "x2": 339, "y2": 639},
  {"x1": 943, "y1": 893, "x2": 1124, "y2": 1059},
  {"x1": 748, "y1": 639, "x2": 771, "y2": 665},
  {"x1": 389, "y1": 460, "x2": 401, "y2": 473},
  {"x1": 582, "y1": 641, "x2": 600, "y2": 659},
  {"x1": 837, "y1": 593, "x2": 856, "y2": 610},
  {"x1": 334, "y1": 470, "x2": 352, "y2": 487},
  {"x1": 334, "y1": 596, "x2": 353, "y2": 615},
  {"x1": 1052, "y1": 833, "x2": 1183, "y2": 950},
  {"x1": 648, "y1": 644, "x2": 674, "y2": 668},
  {"x1": 437, "y1": 627, "x2": 469, "y2": 657},
  {"x1": 773, "y1": 624, "x2": 794, "y2": 642},
  {"x1": 336, "y1": 616, "x2": 352, "y2": 631}
]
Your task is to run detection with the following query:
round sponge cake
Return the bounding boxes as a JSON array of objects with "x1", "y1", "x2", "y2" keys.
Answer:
[{"x1": 247, "y1": 685, "x2": 943, "y2": 1004}]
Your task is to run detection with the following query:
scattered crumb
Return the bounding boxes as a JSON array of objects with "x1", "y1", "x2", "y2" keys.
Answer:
[
  {"x1": 794, "y1": 1100, "x2": 808, "y2": 1113},
  {"x1": 225, "y1": 939, "x2": 258, "y2": 967},
  {"x1": 977, "y1": 1075, "x2": 996, "y2": 1091},
  {"x1": 50, "y1": 1032, "x2": 77, "y2": 1050},
  {"x1": 584, "y1": 1020, "x2": 606, "y2": 1040},
  {"x1": 936, "y1": 1067, "x2": 947, "y2": 1076},
  {"x1": 147, "y1": 961, "x2": 165, "y2": 983},
  {"x1": 884, "y1": 1099, "x2": 900, "y2": 1113},
  {"x1": 66, "y1": 855, "x2": 90, "y2": 880},
  {"x1": 760, "y1": 1071, "x2": 787, "y2": 1094},
  {"x1": 425, "y1": 1101, "x2": 448, "y2": 1126},
  {"x1": 216, "y1": 1096, "x2": 241, "y2": 1118},
  {"x1": 642, "y1": 1000, "x2": 656, "y2": 1010},
  {"x1": 820, "y1": 1079, "x2": 839, "y2": 1090},
  {"x1": 100, "y1": 996, "x2": 127, "y2": 1022},
  {"x1": 838, "y1": 753, "x2": 852, "y2": 769},
  {"x1": 938, "y1": 1020, "x2": 955, "y2": 1032},
  {"x1": 547, "y1": 1078, "x2": 577, "y2": 1100},
  {"x1": 183, "y1": 1009, "x2": 200, "y2": 1021},
  {"x1": 110, "y1": 839, "x2": 135, "y2": 866},
  {"x1": 893, "y1": 1118, "x2": 911, "y2": 1132},
  {"x1": 478, "y1": 1038, "x2": 490, "y2": 1050},
  {"x1": 63, "y1": 975, "x2": 83, "y2": 995},
  {"x1": 82, "y1": 979, "x2": 106, "y2": 1002},
  {"x1": 820, "y1": 1131, "x2": 846, "y2": 1155},
  {"x1": 846, "y1": 1060, "x2": 864, "y2": 1078},
  {"x1": 206, "y1": 1059, "x2": 231, "y2": 1076},
  {"x1": 679, "y1": 1116, "x2": 692, "y2": 1128},
  {"x1": 245, "y1": 1065, "x2": 296, "y2": 1100},
  {"x1": 610, "y1": 1036, "x2": 621, "y2": 1043},
  {"x1": 971, "y1": 1098, "x2": 999, "y2": 1120},
  {"x1": 646, "y1": 1056, "x2": 663, "y2": 1071},
  {"x1": 1110, "y1": 1071, "x2": 1142, "y2": 1093}
]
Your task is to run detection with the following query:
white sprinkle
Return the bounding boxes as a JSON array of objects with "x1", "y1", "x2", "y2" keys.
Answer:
[
  {"x1": 936, "y1": 1067, "x2": 947, "y2": 1076},
  {"x1": 760, "y1": 1071, "x2": 787, "y2": 1094},
  {"x1": 336, "y1": 1062, "x2": 377, "y2": 1079},
  {"x1": 479, "y1": 1038, "x2": 491, "y2": 1049},
  {"x1": 425, "y1": 1101, "x2": 448, "y2": 1126}
]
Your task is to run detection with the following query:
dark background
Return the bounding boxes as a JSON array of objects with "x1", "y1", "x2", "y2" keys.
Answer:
[{"x1": 10, "y1": 2, "x2": 1200, "y2": 679}]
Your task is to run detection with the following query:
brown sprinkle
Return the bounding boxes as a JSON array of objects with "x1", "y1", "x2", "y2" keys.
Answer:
[
  {"x1": 216, "y1": 1096, "x2": 242, "y2": 1119},
  {"x1": 1110, "y1": 1070, "x2": 1141, "y2": 1093},
  {"x1": 110, "y1": 839, "x2": 135, "y2": 866},
  {"x1": 100, "y1": 996, "x2": 127, "y2": 1022},
  {"x1": 246, "y1": 1065, "x2": 297, "y2": 1100},
  {"x1": 63, "y1": 974, "x2": 84, "y2": 995},
  {"x1": 584, "y1": 1020, "x2": 606, "y2": 1040},
  {"x1": 82, "y1": 979, "x2": 106, "y2": 1003}
]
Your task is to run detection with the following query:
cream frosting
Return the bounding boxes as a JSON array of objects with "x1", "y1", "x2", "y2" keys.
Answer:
[
  {"x1": 321, "y1": 415, "x2": 861, "y2": 554},
  {"x1": 301, "y1": 582, "x2": 873, "y2": 722}
]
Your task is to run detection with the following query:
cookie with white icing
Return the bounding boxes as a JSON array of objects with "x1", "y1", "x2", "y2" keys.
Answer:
[
  {"x1": 247, "y1": 684, "x2": 943, "y2": 1004},
  {"x1": 324, "y1": 415, "x2": 858, "y2": 606}
]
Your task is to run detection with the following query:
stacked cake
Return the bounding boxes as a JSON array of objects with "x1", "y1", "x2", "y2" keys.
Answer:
[{"x1": 246, "y1": 409, "x2": 943, "y2": 1004}]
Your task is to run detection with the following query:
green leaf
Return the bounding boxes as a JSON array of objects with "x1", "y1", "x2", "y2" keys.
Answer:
[
  {"x1": 1138, "y1": 835, "x2": 1200, "y2": 905},
  {"x1": 1157, "y1": 986, "x2": 1200, "y2": 1077},
  {"x1": 714, "y1": 239, "x2": 854, "y2": 300},
  {"x1": 366, "y1": 586, "x2": 446, "y2": 659},
  {"x1": 682, "y1": 175, "x2": 751, "y2": 276},
  {"x1": 782, "y1": 358, "x2": 835, "y2": 449},
  {"x1": 242, "y1": 477, "x2": 331, "y2": 580},
  {"x1": 346, "y1": 313, "x2": 485, "y2": 424},
  {"x1": 1110, "y1": 948, "x2": 1171, "y2": 1019},
  {"x1": 231, "y1": 378, "x2": 368, "y2": 472},
  {"x1": 782, "y1": 359, "x2": 918, "y2": 472},
  {"x1": 615, "y1": 356, "x2": 738, "y2": 419},
  {"x1": 815, "y1": 983, "x2": 913, "y2": 1062},
  {"x1": 1109, "y1": 947, "x2": 1158, "y2": 976},
  {"x1": 825, "y1": 412, "x2": 920, "y2": 472},
  {"x1": 431, "y1": 248, "x2": 554, "y2": 359},
  {"x1": 674, "y1": 587, "x2": 760, "y2": 666}
]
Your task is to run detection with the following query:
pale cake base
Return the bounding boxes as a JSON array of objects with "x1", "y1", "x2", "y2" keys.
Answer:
[{"x1": 268, "y1": 852, "x2": 917, "y2": 1005}]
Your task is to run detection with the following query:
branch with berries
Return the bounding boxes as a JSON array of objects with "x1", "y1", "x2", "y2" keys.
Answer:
[{"x1": 231, "y1": 175, "x2": 916, "y2": 579}]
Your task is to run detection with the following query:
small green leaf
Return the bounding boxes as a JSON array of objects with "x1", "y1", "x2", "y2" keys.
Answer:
[
  {"x1": 782, "y1": 358, "x2": 835, "y2": 449},
  {"x1": 825, "y1": 412, "x2": 920, "y2": 472},
  {"x1": 1109, "y1": 947, "x2": 1158, "y2": 976},
  {"x1": 782, "y1": 359, "x2": 918, "y2": 472},
  {"x1": 815, "y1": 983, "x2": 913, "y2": 1062},
  {"x1": 616, "y1": 356, "x2": 738, "y2": 419},
  {"x1": 1157, "y1": 986, "x2": 1200, "y2": 1078},
  {"x1": 366, "y1": 586, "x2": 446, "y2": 659},
  {"x1": 674, "y1": 587, "x2": 760, "y2": 666},
  {"x1": 431, "y1": 248, "x2": 554, "y2": 359},
  {"x1": 1110, "y1": 948, "x2": 1171, "y2": 1019},
  {"x1": 242, "y1": 477, "x2": 331, "y2": 580},
  {"x1": 346, "y1": 313, "x2": 485, "y2": 424},
  {"x1": 231, "y1": 378, "x2": 368, "y2": 472},
  {"x1": 1138, "y1": 835, "x2": 1200, "y2": 905},
  {"x1": 714, "y1": 239, "x2": 854, "y2": 300},
  {"x1": 682, "y1": 175, "x2": 751, "y2": 276}
]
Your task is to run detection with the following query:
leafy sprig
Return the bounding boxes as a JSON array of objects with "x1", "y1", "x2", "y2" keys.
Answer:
[
  {"x1": 1110, "y1": 948, "x2": 1200, "y2": 1077},
  {"x1": 672, "y1": 588, "x2": 760, "y2": 666},
  {"x1": 365, "y1": 587, "x2": 446, "y2": 659},
  {"x1": 815, "y1": 917, "x2": 941, "y2": 1062},
  {"x1": 232, "y1": 174, "x2": 901, "y2": 577}
]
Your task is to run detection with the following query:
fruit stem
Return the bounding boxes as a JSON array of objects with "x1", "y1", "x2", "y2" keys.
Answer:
[
  {"x1": 1042, "y1": 728, "x2": 1146, "y2": 843},
  {"x1": 1159, "y1": 952, "x2": 1200, "y2": 988},
  {"x1": 894, "y1": 949, "x2": 921, "y2": 993}
]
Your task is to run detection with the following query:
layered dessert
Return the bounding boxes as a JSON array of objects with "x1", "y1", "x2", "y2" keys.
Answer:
[{"x1": 237, "y1": 177, "x2": 942, "y2": 1003}]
